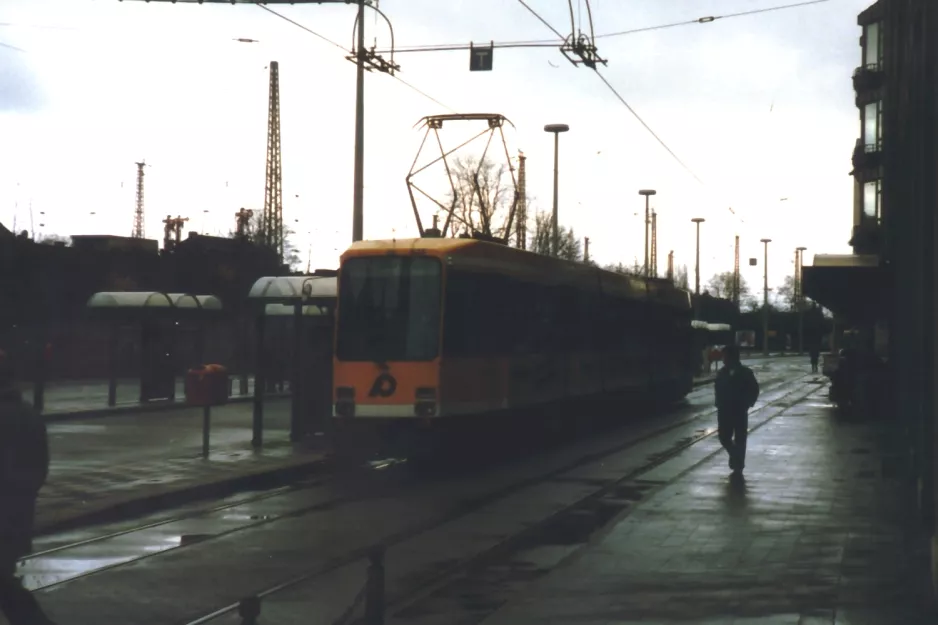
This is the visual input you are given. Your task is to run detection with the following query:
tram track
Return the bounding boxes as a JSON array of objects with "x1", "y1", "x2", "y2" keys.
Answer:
[
  {"x1": 24, "y1": 367, "x2": 807, "y2": 611},
  {"x1": 179, "y1": 371, "x2": 815, "y2": 625}
]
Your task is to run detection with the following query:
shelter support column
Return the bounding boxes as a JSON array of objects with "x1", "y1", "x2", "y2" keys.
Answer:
[
  {"x1": 107, "y1": 326, "x2": 118, "y2": 407},
  {"x1": 291, "y1": 303, "x2": 304, "y2": 442},
  {"x1": 252, "y1": 314, "x2": 266, "y2": 448}
]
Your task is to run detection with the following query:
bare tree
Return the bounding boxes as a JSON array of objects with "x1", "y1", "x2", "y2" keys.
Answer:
[
  {"x1": 673, "y1": 264, "x2": 690, "y2": 290},
  {"x1": 530, "y1": 211, "x2": 581, "y2": 261},
  {"x1": 774, "y1": 275, "x2": 797, "y2": 311},
  {"x1": 446, "y1": 155, "x2": 515, "y2": 239},
  {"x1": 706, "y1": 271, "x2": 752, "y2": 301}
]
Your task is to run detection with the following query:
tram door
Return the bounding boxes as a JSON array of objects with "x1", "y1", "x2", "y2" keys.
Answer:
[{"x1": 140, "y1": 320, "x2": 175, "y2": 402}]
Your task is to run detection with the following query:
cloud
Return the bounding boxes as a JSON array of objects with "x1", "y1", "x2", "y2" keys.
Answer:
[{"x1": 0, "y1": 48, "x2": 42, "y2": 112}]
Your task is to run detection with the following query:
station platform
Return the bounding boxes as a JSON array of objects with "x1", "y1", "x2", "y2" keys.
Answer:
[
  {"x1": 19, "y1": 375, "x2": 264, "y2": 418},
  {"x1": 35, "y1": 396, "x2": 326, "y2": 534},
  {"x1": 476, "y1": 384, "x2": 937, "y2": 625}
]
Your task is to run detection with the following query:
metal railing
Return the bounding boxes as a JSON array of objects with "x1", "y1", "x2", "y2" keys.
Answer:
[{"x1": 237, "y1": 546, "x2": 385, "y2": 625}]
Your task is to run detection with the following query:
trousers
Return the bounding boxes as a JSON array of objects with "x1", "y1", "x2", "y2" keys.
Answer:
[
  {"x1": 0, "y1": 497, "x2": 53, "y2": 625},
  {"x1": 717, "y1": 410, "x2": 749, "y2": 471}
]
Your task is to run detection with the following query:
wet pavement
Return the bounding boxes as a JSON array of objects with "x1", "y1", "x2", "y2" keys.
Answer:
[
  {"x1": 468, "y1": 388, "x2": 935, "y2": 625},
  {"x1": 21, "y1": 360, "x2": 842, "y2": 625},
  {"x1": 36, "y1": 397, "x2": 327, "y2": 533}
]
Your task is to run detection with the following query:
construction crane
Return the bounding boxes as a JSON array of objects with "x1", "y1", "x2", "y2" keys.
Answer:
[
  {"x1": 262, "y1": 60, "x2": 283, "y2": 264},
  {"x1": 132, "y1": 160, "x2": 149, "y2": 238}
]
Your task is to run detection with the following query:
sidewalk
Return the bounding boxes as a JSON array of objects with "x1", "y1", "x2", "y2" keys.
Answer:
[
  {"x1": 36, "y1": 397, "x2": 326, "y2": 534},
  {"x1": 18, "y1": 375, "x2": 292, "y2": 419},
  {"x1": 480, "y1": 383, "x2": 937, "y2": 625}
]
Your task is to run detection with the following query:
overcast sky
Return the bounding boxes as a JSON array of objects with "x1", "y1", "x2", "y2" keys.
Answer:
[{"x1": 0, "y1": 0, "x2": 872, "y2": 294}]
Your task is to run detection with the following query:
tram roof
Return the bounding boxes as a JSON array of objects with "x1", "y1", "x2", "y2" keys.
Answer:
[{"x1": 341, "y1": 237, "x2": 691, "y2": 310}]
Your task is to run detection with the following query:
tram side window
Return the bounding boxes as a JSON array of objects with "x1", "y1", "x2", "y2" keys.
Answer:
[{"x1": 443, "y1": 269, "x2": 512, "y2": 358}]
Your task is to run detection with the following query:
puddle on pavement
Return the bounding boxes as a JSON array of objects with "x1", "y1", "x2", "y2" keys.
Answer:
[{"x1": 20, "y1": 493, "x2": 326, "y2": 591}]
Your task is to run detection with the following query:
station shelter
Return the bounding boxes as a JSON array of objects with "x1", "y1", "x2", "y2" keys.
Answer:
[
  {"x1": 246, "y1": 273, "x2": 337, "y2": 446},
  {"x1": 85, "y1": 291, "x2": 223, "y2": 407}
]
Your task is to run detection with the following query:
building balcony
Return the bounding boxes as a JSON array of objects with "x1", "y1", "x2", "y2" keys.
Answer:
[
  {"x1": 850, "y1": 222, "x2": 882, "y2": 256},
  {"x1": 853, "y1": 64, "x2": 884, "y2": 100},
  {"x1": 852, "y1": 138, "x2": 883, "y2": 173}
]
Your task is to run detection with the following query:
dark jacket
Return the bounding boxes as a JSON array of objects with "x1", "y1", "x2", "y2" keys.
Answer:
[
  {"x1": 714, "y1": 363, "x2": 760, "y2": 415},
  {"x1": 0, "y1": 388, "x2": 49, "y2": 560}
]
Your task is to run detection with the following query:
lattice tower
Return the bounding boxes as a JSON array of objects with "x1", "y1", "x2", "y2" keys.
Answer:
[
  {"x1": 132, "y1": 161, "x2": 146, "y2": 238},
  {"x1": 733, "y1": 235, "x2": 740, "y2": 307},
  {"x1": 263, "y1": 61, "x2": 284, "y2": 263},
  {"x1": 515, "y1": 151, "x2": 527, "y2": 249},
  {"x1": 667, "y1": 250, "x2": 674, "y2": 281},
  {"x1": 650, "y1": 211, "x2": 658, "y2": 278}
]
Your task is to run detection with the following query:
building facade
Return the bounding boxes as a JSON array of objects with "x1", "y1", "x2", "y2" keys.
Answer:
[
  {"x1": 850, "y1": 1, "x2": 885, "y2": 255},
  {"x1": 803, "y1": 0, "x2": 938, "y2": 599}
]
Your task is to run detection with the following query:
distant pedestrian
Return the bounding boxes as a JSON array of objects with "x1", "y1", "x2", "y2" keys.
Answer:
[
  {"x1": 809, "y1": 345, "x2": 820, "y2": 373},
  {"x1": 714, "y1": 344, "x2": 760, "y2": 476},
  {"x1": 0, "y1": 351, "x2": 56, "y2": 625}
]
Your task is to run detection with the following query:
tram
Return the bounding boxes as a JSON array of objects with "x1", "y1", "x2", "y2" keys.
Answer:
[{"x1": 332, "y1": 236, "x2": 696, "y2": 455}]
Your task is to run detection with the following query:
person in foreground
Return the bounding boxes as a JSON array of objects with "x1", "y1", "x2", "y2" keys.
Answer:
[
  {"x1": 0, "y1": 350, "x2": 56, "y2": 625},
  {"x1": 714, "y1": 344, "x2": 760, "y2": 477}
]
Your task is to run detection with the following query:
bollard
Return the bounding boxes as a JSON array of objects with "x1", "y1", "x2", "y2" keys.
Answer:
[
  {"x1": 365, "y1": 545, "x2": 385, "y2": 625},
  {"x1": 238, "y1": 596, "x2": 261, "y2": 625},
  {"x1": 202, "y1": 405, "x2": 211, "y2": 459}
]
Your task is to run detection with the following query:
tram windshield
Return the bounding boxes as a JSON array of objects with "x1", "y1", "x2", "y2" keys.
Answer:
[{"x1": 336, "y1": 255, "x2": 442, "y2": 362}]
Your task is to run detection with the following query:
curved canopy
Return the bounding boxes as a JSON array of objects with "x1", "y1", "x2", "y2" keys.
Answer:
[
  {"x1": 167, "y1": 293, "x2": 223, "y2": 311},
  {"x1": 264, "y1": 303, "x2": 328, "y2": 317},
  {"x1": 87, "y1": 292, "x2": 173, "y2": 309},
  {"x1": 707, "y1": 323, "x2": 732, "y2": 332},
  {"x1": 248, "y1": 276, "x2": 337, "y2": 303}
]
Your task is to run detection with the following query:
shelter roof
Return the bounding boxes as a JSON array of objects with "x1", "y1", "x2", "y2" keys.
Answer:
[{"x1": 247, "y1": 276, "x2": 337, "y2": 303}]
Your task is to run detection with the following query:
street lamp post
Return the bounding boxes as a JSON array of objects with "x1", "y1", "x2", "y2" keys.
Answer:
[
  {"x1": 691, "y1": 218, "x2": 705, "y2": 296},
  {"x1": 639, "y1": 189, "x2": 657, "y2": 276},
  {"x1": 351, "y1": 0, "x2": 366, "y2": 242},
  {"x1": 761, "y1": 238, "x2": 772, "y2": 355},
  {"x1": 796, "y1": 246, "x2": 807, "y2": 354},
  {"x1": 544, "y1": 124, "x2": 570, "y2": 256}
]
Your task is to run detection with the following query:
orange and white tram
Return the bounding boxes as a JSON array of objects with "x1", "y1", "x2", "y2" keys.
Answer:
[{"x1": 332, "y1": 236, "x2": 696, "y2": 455}]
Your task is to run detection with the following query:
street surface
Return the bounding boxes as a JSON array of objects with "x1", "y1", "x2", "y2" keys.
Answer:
[{"x1": 15, "y1": 357, "x2": 927, "y2": 625}]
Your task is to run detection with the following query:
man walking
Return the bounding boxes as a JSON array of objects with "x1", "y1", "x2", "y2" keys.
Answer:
[
  {"x1": 809, "y1": 344, "x2": 820, "y2": 373},
  {"x1": 714, "y1": 345, "x2": 760, "y2": 476},
  {"x1": 0, "y1": 350, "x2": 56, "y2": 625}
]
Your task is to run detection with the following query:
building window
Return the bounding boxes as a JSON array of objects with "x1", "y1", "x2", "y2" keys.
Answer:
[
  {"x1": 862, "y1": 100, "x2": 882, "y2": 151},
  {"x1": 863, "y1": 179, "x2": 882, "y2": 222},
  {"x1": 863, "y1": 21, "x2": 883, "y2": 68}
]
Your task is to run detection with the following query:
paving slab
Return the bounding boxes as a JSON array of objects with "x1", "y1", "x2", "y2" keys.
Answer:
[
  {"x1": 478, "y1": 385, "x2": 937, "y2": 625},
  {"x1": 36, "y1": 397, "x2": 326, "y2": 534}
]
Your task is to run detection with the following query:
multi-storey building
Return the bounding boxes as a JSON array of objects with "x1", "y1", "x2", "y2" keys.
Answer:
[
  {"x1": 849, "y1": 1, "x2": 885, "y2": 255},
  {"x1": 804, "y1": 0, "x2": 938, "y2": 599}
]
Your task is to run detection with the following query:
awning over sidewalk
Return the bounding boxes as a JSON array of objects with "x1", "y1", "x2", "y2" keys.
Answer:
[{"x1": 802, "y1": 254, "x2": 889, "y2": 322}]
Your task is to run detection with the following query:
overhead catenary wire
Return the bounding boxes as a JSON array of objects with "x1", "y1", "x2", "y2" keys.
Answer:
[
  {"x1": 373, "y1": 0, "x2": 832, "y2": 54},
  {"x1": 510, "y1": 0, "x2": 802, "y2": 235},
  {"x1": 255, "y1": 3, "x2": 456, "y2": 113}
]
